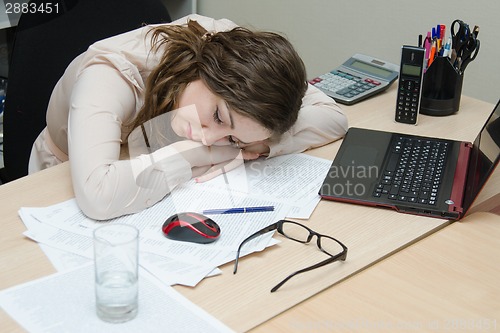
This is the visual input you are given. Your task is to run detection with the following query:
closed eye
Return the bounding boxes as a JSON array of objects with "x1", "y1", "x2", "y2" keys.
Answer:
[
  {"x1": 212, "y1": 104, "x2": 248, "y2": 147},
  {"x1": 213, "y1": 107, "x2": 223, "y2": 125}
]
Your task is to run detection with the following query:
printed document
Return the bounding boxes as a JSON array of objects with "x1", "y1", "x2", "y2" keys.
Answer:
[
  {"x1": 18, "y1": 153, "x2": 331, "y2": 287},
  {"x1": 0, "y1": 264, "x2": 235, "y2": 333}
]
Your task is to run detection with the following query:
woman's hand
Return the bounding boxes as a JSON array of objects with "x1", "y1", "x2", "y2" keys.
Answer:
[
  {"x1": 237, "y1": 141, "x2": 270, "y2": 156},
  {"x1": 171, "y1": 140, "x2": 260, "y2": 182}
]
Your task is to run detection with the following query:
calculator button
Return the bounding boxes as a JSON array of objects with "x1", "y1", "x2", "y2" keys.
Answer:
[{"x1": 336, "y1": 87, "x2": 351, "y2": 95}]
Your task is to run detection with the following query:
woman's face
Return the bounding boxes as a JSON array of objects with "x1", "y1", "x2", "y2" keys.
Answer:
[{"x1": 170, "y1": 80, "x2": 271, "y2": 147}]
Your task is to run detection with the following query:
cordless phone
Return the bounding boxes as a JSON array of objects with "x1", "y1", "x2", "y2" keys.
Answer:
[{"x1": 395, "y1": 46, "x2": 425, "y2": 124}]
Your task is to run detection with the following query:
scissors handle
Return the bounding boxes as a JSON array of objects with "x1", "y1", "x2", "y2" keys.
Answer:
[
  {"x1": 451, "y1": 19, "x2": 468, "y2": 36},
  {"x1": 460, "y1": 39, "x2": 480, "y2": 73},
  {"x1": 451, "y1": 19, "x2": 470, "y2": 52}
]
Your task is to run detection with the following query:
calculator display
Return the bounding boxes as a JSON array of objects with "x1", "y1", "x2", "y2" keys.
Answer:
[{"x1": 350, "y1": 60, "x2": 395, "y2": 79}]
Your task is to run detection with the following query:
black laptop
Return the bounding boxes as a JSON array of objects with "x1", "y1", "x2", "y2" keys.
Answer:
[{"x1": 319, "y1": 99, "x2": 500, "y2": 220}]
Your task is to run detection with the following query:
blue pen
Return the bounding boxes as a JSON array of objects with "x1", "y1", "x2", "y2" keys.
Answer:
[{"x1": 203, "y1": 206, "x2": 275, "y2": 215}]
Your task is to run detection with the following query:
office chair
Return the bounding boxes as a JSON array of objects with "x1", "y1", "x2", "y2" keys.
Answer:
[{"x1": 0, "y1": 0, "x2": 171, "y2": 183}]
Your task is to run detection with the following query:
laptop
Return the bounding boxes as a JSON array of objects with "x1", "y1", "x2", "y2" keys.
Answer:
[{"x1": 319, "y1": 99, "x2": 500, "y2": 220}]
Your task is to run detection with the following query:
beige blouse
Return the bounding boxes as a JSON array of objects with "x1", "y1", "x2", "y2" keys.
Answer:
[{"x1": 33, "y1": 14, "x2": 348, "y2": 220}]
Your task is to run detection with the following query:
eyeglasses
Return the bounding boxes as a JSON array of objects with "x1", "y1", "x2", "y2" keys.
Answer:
[{"x1": 233, "y1": 219, "x2": 348, "y2": 292}]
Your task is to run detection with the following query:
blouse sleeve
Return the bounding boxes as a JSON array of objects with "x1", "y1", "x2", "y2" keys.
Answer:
[
  {"x1": 68, "y1": 65, "x2": 192, "y2": 220},
  {"x1": 267, "y1": 84, "x2": 348, "y2": 157}
]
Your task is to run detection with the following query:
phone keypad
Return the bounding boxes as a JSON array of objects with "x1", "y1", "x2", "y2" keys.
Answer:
[{"x1": 396, "y1": 78, "x2": 420, "y2": 124}]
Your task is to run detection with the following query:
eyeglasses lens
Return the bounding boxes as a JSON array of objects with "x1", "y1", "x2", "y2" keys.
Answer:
[
  {"x1": 280, "y1": 222, "x2": 310, "y2": 242},
  {"x1": 281, "y1": 222, "x2": 343, "y2": 256},
  {"x1": 318, "y1": 236, "x2": 344, "y2": 256}
]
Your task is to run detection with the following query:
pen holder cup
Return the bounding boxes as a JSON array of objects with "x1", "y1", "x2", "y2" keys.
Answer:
[{"x1": 420, "y1": 56, "x2": 463, "y2": 116}]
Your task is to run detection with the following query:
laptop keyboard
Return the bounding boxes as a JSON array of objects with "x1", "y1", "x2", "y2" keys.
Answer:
[{"x1": 373, "y1": 136, "x2": 449, "y2": 205}]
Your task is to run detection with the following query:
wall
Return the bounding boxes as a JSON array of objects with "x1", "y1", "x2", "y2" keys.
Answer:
[
  {"x1": 163, "y1": 0, "x2": 197, "y2": 20},
  {"x1": 198, "y1": 0, "x2": 499, "y2": 104}
]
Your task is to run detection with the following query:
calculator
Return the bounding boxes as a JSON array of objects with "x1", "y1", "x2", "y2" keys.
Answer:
[{"x1": 309, "y1": 54, "x2": 399, "y2": 105}]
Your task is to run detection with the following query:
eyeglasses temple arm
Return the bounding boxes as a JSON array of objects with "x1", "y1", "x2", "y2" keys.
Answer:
[
  {"x1": 233, "y1": 254, "x2": 241, "y2": 274},
  {"x1": 233, "y1": 223, "x2": 279, "y2": 274},
  {"x1": 270, "y1": 250, "x2": 348, "y2": 293}
]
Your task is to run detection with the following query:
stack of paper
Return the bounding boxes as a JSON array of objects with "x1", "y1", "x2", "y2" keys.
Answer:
[
  {"x1": 1, "y1": 153, "x2": 332, "y2": 332},
  {"x1": 19, "y1": 154, "x2": 332, "y2": 287}
]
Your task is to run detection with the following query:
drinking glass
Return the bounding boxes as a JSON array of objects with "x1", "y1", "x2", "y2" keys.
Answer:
[{"x1": 94, "y1": 224, "x2": 139, "y2": 323}]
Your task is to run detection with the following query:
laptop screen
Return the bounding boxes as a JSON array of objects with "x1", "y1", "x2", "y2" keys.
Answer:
[{"x1": 463, "y1": 100, "x2": 500, "y2": 213}]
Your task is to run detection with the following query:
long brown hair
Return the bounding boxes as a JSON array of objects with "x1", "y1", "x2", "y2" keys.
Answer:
[{"x1": 128, "y1": 20, "x2": 307, "y2": 138}]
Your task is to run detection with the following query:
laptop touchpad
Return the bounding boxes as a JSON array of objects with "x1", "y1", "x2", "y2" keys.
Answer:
[{"x1": 340, "y1": 145, "x2": 378, "y2": 167}]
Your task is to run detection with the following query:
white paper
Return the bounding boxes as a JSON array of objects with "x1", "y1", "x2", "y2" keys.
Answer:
[
  {"x1": 19, "y1": 193, "x2": 287, "y2": 287},
  {"x1": 0, "y1": 264, "x2": 235, "y2": 333},
  {"x1": 139, "y1": 252, "x2": 220, "y2": 287},
  {"x1": 6, "y1": 153, "x2": 333, "y2": 332},
  {"x1": 18, "y1": 153, "x2": 331, "y2": 287},
  {"x1": 192, "y1": 154, "x2": 332, "y2": 218}
]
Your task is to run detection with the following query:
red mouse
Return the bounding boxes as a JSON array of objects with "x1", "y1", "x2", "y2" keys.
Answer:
[{"x1": 162, "y1": 212, "x2": 220, "y2": 244}]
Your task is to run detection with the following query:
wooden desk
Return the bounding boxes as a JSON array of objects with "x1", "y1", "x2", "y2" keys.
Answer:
[
  {"x1": 251, "y1": 211, "x2": 500, "y2": 333},
  {"x1": 1, "y1": 87, "x2": 498, "y2": 332}
]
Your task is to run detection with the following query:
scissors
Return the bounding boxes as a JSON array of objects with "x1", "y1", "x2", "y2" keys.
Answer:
[
  {"x1": 451, "y1": 20, "x2": 470, "y2": 51},
  {"x1": 451, "y1": 19, "x2": 480, "y2": 73},
  {"x1": 458, "y1": 37, "x2": 480, "y2": 73}
]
